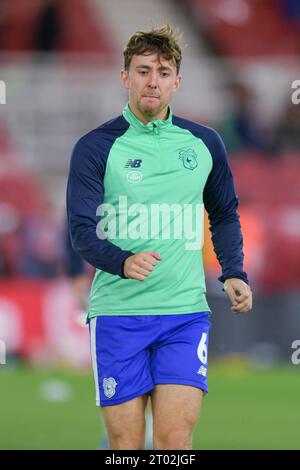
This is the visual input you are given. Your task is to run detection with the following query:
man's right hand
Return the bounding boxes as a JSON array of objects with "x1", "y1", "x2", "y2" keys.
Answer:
[{"x1": 123, "y1": 251, "x2": 162, "y2": 281}]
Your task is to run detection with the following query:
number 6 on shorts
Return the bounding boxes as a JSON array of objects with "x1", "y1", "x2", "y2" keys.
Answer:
[{"x1": 197, "y1": 332, "x2": 208, "y2": 365}]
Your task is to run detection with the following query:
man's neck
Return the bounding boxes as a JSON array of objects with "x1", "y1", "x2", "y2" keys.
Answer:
[{"x1": 129, "y1": 103, "x2": 168, "y2": 125}]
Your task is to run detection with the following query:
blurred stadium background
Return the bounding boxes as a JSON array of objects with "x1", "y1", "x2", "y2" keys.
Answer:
[{"x1": 0, "y1": 0, "x2": 300, "y2": 450}]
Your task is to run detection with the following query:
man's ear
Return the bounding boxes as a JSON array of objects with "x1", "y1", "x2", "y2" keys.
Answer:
[
  {"x1": 174, "y1": 74, "x2": 182, "y2": 92},
  {"x1": 121, "y1": 69, "x2": 129, "y2": 89}
]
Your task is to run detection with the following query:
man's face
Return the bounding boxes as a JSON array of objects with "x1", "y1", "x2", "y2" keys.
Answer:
[{"x1": 121, "y1": 52, "x2": 181, "y2": 122}]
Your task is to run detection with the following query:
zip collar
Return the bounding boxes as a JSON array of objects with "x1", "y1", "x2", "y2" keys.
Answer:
[{"x1": 122, "y1": 103, "x2": 173, "y2": 133}]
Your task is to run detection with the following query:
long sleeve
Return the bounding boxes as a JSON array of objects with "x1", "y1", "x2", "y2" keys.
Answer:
[
  {"x1": 66, "y1": 128, "x2": 133, "y2": 277},
  {"x1": 203, "y1": 129, "x2": 249, "y2": 284},
  {"x1": 64, "y1": 224, "x2": 86, "y2": 278}
]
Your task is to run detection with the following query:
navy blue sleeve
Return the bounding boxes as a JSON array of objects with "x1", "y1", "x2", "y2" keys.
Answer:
[
  {"x1": 202, "y1": 129, "x2": 249, "y2": 284},
  {"x1": 173, "y1": 116, "x2": 248, "y2": 285},
  {"x1": 64, "y1": 225, "x2": 86, "y2": 278},
  {"x1": 66, "y1": 120, "x2": 134, "y2": 277}
]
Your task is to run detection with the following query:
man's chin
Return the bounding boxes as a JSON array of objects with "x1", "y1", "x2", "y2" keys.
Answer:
[
  {"x1": 142, "y1": 108, "x2": 158, "y2": 116},
  {"x1": 140, "y1": 104, "x2": 161, "y2": 116}
]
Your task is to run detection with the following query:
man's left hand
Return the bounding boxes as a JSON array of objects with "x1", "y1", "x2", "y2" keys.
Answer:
[{"x1": 224, "y1": 278, "x2": 252, "y2": 314}]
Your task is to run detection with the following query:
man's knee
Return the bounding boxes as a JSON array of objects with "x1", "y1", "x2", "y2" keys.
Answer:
[
  {"x1": 153, "y1": 414, "x2": 197, "y2": 450},
  {"x1": 102, "y1": 394, "x2": 148, "y2": 449},
  {"x1": 104, "y1": 411, "x2": 146, "y2": 449},
  {"x1": 153, "y1": 425, "x2": 193, "y2": 450},
  {"x1": 106, "y1": 420, "x2": 146, "y2": 449},
  {"x1": 108, "y1": 433, "x2": 145, "y2": 450}
]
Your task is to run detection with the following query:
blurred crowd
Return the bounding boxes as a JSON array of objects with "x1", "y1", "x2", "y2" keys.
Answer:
[
  {"x1": 0, "y1": 198, "x2": 64, "y2": 278},
  {"x1": 0, "y1": 0, "x2": 299, "y2": 286},
  {"x1": 218, "y1": 81, "x2": 300, "y2": 156}
]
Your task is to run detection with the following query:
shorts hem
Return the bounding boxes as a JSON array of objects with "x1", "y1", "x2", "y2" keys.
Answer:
[
  {"x1": 88, "y1": 309, "x2": 211, "y2": 319},
  {"x1": 96, "y1": 383, "x2": 154, "y2": 407},
  {"x1": 153, "y1": 377, "x2": 208, "y2": 394}
]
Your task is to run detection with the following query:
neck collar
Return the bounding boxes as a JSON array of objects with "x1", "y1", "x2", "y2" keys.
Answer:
[{"x1": 122, "y1": 103, "x2": 173, "y2": 132}]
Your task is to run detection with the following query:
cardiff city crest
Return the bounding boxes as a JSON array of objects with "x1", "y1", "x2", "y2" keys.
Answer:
[
  {"x1": 103, "y1": 377, "x2": 117, "y2": 398},
  {"x1": 179, "y1": 148, "x2": 198, "y2": 170}
]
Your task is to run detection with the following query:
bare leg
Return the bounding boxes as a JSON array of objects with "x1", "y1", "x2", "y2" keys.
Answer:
[
  {"x1": 152, "y1": 384, "x2": 203, "y2": 450},
  {"x1": 102, "y1": 393, "x2": 149, "y2": 450}
]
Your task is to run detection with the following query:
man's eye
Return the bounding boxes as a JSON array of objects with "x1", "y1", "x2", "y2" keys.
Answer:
[
  {"x1": 161, "y1": 72, "x2": 170, "y2": 77},
  {"x1": 139, "y1": 71, "x2": 147, "y2": 75}
]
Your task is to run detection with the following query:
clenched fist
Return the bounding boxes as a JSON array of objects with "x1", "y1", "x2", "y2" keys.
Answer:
[
  {"x1": 124, "y1": 251, "x2": 162, "y2": 281},
  {"x1": 224, "y1": 278, "x2": 252, "y2": 314}
]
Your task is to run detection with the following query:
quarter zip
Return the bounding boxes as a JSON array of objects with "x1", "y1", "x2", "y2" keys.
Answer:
[
  {"x1": 122, "y1": 103, "x2": 172, "y2": 173},
  {"x1": 152, "y1": 123, "x2": 165, "y2": 172}
]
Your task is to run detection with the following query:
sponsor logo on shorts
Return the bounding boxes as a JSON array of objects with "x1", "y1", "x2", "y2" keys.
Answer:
[{"x1": 103, "y1": 377, "x2": 117, "y2": 398}]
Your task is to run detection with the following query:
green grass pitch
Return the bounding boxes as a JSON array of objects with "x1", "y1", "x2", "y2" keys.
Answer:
[{"x1": 0, "y1": 361, "x2": 299, "y2": 450}]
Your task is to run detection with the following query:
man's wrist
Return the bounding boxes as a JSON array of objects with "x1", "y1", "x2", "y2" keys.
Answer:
[{"x1": 219, "y1": 273, "x2": 249, "y2": 285}]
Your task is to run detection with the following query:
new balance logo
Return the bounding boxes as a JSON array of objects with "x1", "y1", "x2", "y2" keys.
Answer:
[
  {"x1": 197, "y1": 365, "x2": 207, "y2": 377},
  {"x1": 125, "y1": 159, "x2": 142, "y2": 168}
]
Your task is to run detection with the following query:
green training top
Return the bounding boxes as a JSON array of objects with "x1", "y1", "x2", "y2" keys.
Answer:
[{"x1": 67, "y1": 103, "x2": 247, "y2": 317}]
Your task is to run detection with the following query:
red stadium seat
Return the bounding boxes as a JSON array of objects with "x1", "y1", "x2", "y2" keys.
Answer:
[
  {"x1": 0, "y1": 0, "x2": 116, "y2": 59},
  {"x1": 186, "y1": 0, "x2": 299, "y2": 57}
]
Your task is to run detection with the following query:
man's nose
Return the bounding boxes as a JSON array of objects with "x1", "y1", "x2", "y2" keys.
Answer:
[{"x1": 147, "y1": 73, "x2": 158, "y2": 88}]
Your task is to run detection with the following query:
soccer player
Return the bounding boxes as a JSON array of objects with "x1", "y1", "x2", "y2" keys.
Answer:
[{"x1": 67, "y1": 24, "x2": 252, "y2": 450}]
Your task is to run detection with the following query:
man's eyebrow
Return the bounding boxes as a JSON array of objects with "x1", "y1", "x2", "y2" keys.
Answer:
[{"x1": 136, "y1": 64, "x2": 173, "y2": 71}]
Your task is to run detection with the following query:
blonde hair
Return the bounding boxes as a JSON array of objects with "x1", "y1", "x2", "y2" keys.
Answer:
[{"x1": 123, "y1": 24, "x2": 183, "y2": 74}]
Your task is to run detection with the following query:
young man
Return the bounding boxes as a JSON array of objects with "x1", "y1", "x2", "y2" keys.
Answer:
[{"x1": 67, "y1": 24, "x2": 252, "y2": 450}]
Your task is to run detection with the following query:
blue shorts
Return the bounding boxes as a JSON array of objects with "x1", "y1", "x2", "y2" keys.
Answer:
[{"x1": 89, "y1": 312, "x2": 211, "y2": 407}]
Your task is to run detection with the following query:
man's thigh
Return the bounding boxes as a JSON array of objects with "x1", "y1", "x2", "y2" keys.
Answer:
[
  {"x1": 102, "y1": 393, "x2": 149, "y2": 440},
  {"x1": 151, "y1": 384, "x2": 203, "y2": 427},
  {"x1": 151, "y1": 384, "x2": 203, "y2": 431}
]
